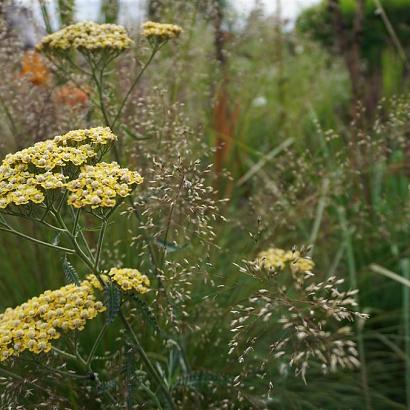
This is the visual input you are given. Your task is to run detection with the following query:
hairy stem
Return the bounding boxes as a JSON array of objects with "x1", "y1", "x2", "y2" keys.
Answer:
[{"x1": 119, "y1": 311, "x2": 176, "y2": 410}]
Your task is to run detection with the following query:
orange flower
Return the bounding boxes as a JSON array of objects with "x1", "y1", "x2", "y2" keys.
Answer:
[
  {"x1": 20, "y1": 50, "x2": 50, "y2": 86},
  {"x1": 54, "y1": 83, "x2": 89, "y2": 107}
]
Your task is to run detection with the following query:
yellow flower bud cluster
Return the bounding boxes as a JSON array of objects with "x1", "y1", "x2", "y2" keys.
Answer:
[
  {"x1": 256, "y1": 248, "x2": 315, "y2": 273},
  {"x1": 141, "y1": 21, "x2": 183, "y2": 41},
  {"x1": 0, "y1": 279, "x2": 105, "y2": 362},
  {"x1": 108, "y1": 268, "x2": 150, "y2": 293},
  {"x1": 66, "y1": 162, "x2": 143, "y2": 209},
  {"x1": 36, "y1": 21, "x2": 133, "y2": 53},
  {"x1": 0, "y1": 127, "x2": 120, "y2": 209}
]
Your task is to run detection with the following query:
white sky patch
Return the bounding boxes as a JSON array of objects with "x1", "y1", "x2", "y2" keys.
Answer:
[
  {"x1": 233, "y1": 0, "x2": 320, "y2": 20},
  {"x1": 16, "y1": 0, "x2": 320, "y2": 35}
]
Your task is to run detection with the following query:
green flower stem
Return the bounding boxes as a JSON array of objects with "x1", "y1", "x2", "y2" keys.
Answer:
[
  {"x1": 128, "y1": 200, "x2": 167, "y2": 292},
  {"x1": 51, "y1": 208, "x2": 96, "y2": 272},
  {"x1": 0, "y1": 225, "x2": 75, "y2": 254},
  {"x1": 72, "y1": 208, "x2": 81, "y2": 236},
  {"x1": 52, "y1": 346, "x2": 89, "y2": 372},
  {"x1": 52, "y1": 346, "x2": 79, "y2": 362},
  {"x1": 86, "y1": 322, "x2": 108, "y2": 367},
  {"x1": 0, "y1": 94, "x2": 19, "y2": 141},
  {"x1": 94, "y1": 219, "x2": 107, "y2": 272},
  {"x1": 0, "y1": 365, "x2": 51, "y2": 395},
  {"x1": 52, "y1": 347, "x2": 116, "y2": 405},
  {"x1": 88, "y1": 56, "x2": 112, "y2": 129},
  {"x1": 38, "y1": 0, "x2": 53, "y2": 34},
  {"x1": 61, "y1": 211, "x2": 175, "y2": 408},
  {"x1": 47, "y1": 55, "x2": 100, "y2": 108},
  {"x1": 69, "y1": 207, "x2": 94, "y2": 259},
  {"x1": 110, "y1": 47, "x2": 160, "y2": 130},
  {"x1": 119, "y1": 310, "x2": 176, "y2": 410}
]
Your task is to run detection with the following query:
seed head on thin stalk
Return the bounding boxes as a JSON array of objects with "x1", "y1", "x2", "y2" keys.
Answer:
[{"x1": 229, "y1": 246, "x2": 368, "y2": 390}]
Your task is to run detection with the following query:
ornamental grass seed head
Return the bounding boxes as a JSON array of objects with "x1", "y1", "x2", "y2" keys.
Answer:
[{"x1": 230, "y1": 247, "x2": 368, "y2": 382}]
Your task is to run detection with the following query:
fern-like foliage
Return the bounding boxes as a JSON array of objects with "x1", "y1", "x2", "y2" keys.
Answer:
[
  {"x1": 62, "y1": 256, "x2": 80, "y2": 286},
  {"x1": 132, "y1": 295, "x2": 163, "y2": 336},
  {"x1": 105, "y1": 283, "x2": 121, "y2": 324},
  {"x1": 174, "y1": 371, "x2": 231, "y2": 391}
]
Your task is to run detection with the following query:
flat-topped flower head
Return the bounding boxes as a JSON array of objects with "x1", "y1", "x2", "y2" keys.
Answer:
[
  {"x1": 36, "y1": 21, "x2": 133, "y2": 53},
  {"x1": 0, "y1": 127, "x2": 121, "y2": 210},
  {"x1": 66, "y1": 162, "x2": 143, "y2": 209},
  {"x1": 0, "y1": 167, "x2": 68, "y2": 209},
  {"x1": 108, "y1": 268, "x2": 150, "y2": 293},
  {"x1": 141, "y1": 21, "x2": 182, "y2": 42},
  {"x1": 0, "y1": 279, "x2": 105, "y2": 361},
  {"x1": 53, "y1": 127, "x2": 117, "y2": 147},
  {"x1": 3, "y1": 128, "x2": 116, "y2": 171},
  {"x1": 3, "y1": 142, "x2": 96, "y2": 171}
]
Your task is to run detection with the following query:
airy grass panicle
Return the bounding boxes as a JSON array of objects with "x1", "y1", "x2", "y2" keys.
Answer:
[{"x1": 230, "y1": 247, "x2": 369, "y2": 383}]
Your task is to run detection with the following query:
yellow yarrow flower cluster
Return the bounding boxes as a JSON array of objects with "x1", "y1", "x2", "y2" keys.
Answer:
[
  {"x1": 66, "y1": 162, "x2": 143, "y2": 209},
  {"x1": 36, "y1": 21, "x2": 133, "y2": 53},
  {"x1": 108, "y1": 268, "x2": 150, "y2": 293},
  {"x1": 0, "y1": 127, "x2": 119, "y2": 209},
  {"x1": 53, "y1": 127, "x2": 117, "y2": 147},
  {"x1": 3, "y1": 143, "x2": 96, "y2": 171},
  {"x1": 141, "y1": 21, "x2": 183, "y2": 41},
  {"x1": 0, "y1": 279, "x2": 105, "y2": 361},
  {"x1": 256, "y1": 248, "x2": 315, "y2": 273}
]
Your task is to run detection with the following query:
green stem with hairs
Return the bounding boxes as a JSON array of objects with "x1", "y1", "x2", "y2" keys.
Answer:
[
  {"x1": 110, "y1": 47, "x2": 160, "y2": 130},
  {"x1": 86, "y1": 323, "x2": 108, "y2": 367},
  {"x1": 0, "y1": 226, "x2": 75, "y2": 254},
  {"x1": 119, "y1": 311, "x2": 176, "y2": 410}
]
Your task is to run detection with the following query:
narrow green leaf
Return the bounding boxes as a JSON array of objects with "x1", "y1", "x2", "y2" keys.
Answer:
[
  {"x1": 155, "y1": 239, "x2": 187, "y2": 253},
  {"x1": 122, "y1": 126, "x2": 152, "y2": 141},
  {"x1": 174, "y1": 371, "x2": 229, "y2": 391}
]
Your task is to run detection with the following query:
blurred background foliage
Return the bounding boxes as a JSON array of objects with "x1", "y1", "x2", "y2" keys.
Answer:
[{"x1": 0, "y1": 0, "x2": 410, "y2": 408}]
